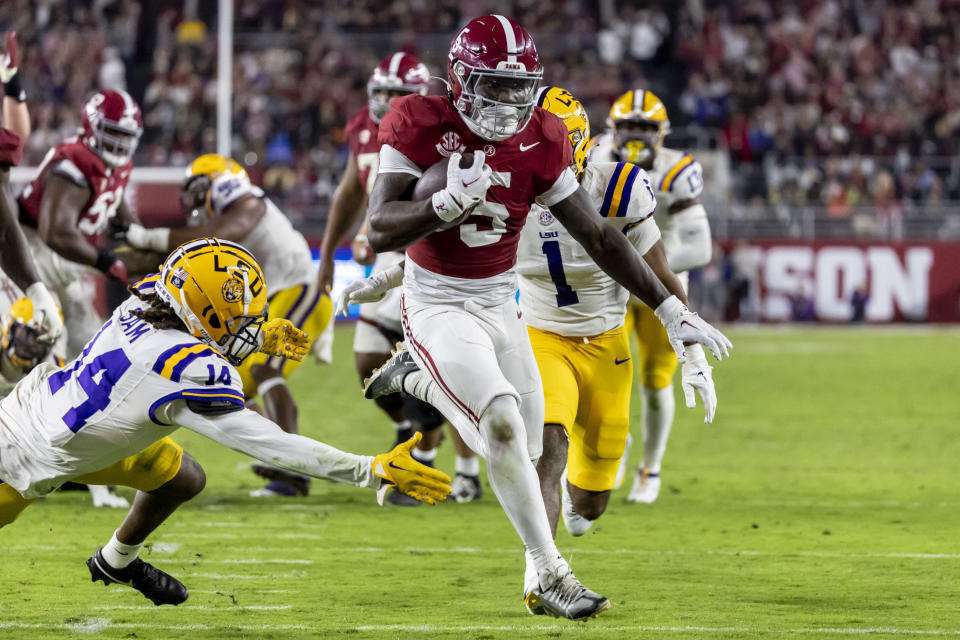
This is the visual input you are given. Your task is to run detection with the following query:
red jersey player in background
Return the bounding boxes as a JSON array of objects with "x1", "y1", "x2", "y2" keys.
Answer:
[
  {"x1": 363, "y1": 15, "x2": 731, "y2": 619},
  {"x1": 17, "y1": 89, "x2": 157, "y2": 357},
  {"x1": 318, "y1": 53, "x2": 452, "y2": 505}
]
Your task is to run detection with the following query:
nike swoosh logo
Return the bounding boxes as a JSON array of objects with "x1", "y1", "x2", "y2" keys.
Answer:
[
  {"x1": 680, "y1": 320, "x2": 695, "y2": 329},
  {"x1": 697, "y1": 371, "x2": 705, "y2": 378},
  {"x1": 517, "y1": 310, "x2": 522, "y2": 319},
  {"x1": 519, "y1": 142, "x2": 540, "y2": 152},
  {"x1": 388, "y1": 461, "x2": 410, "y2": 473},
  {"x1": 615, "y1": 357, "x2": 630, "y2": 365},
  {"x1": 461, "y1": 177, "x2": 480, "y2": 188}
]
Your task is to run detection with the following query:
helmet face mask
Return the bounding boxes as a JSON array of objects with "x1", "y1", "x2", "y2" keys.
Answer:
[
  {"x1": 447, "y1": 15, "x2": 543, "y2": 142},
  {"x1": 607, "y1": 89, "x2": 670, "y2": 165},
  {"x1": 613, "y1": 121, "x2": 663, "y2": 165},
  {"x1": 1, "y1": 299, "x2": 53, "y2": 380}
]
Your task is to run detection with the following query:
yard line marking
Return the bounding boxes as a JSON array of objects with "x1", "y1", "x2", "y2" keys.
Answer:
[
  {"x1": 191, "y1": 589, "x2": 294, "y2": 595},
  {"x1": 92, "y1": 605, "x2": 292, "y2": 611},
  {"x1": 217, "y1": 559, "x2": 313, "y2": 564},
  {"x1": 180, "y1": 573, "x2": 304, "y2": 580},
  {"x1": 3, "y1": 621, "x2": 959, "y2": 635}
]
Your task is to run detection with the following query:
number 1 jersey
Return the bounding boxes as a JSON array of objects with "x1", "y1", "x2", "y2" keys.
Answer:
[{"x1": 0, "y1": 276, "x2": 245, "y2": 499}]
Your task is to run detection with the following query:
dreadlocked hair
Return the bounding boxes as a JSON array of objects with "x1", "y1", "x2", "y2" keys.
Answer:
[{"x1": 127, "y1": 285, "x2": 187, "y2": 331}]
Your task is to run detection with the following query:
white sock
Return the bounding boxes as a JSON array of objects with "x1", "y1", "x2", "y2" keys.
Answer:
[
  {"x1": 101, "y1": 530, "x2": 142, "y2": 569},
  {"x1": 455, "y1": 455, "x2": 479, "y2": 476},
  {"x1": 479, "y1": 397, "x2": 563, "y2": 585},
  {"x1": 642, "y1": 385, "x2": 675, "y2": 474},
  {"x1": 402, "y1": 371, "x2": 480, "y2": 445},
  {"x1": 411, "y1": 446, "x2": 437, "y2": 463},
  {"x1": 393, "y1": 419, "x2": 413, "y2": 432}
]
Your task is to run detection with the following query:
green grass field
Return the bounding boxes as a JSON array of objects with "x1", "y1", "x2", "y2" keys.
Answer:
[{"x1": 2, "y1": 325, "x2": 959, "y2": 639}]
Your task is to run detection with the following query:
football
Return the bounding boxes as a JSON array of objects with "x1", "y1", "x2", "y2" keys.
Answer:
[{"x1": 410, "y1": 152, "x2": 474, "y2": 201}]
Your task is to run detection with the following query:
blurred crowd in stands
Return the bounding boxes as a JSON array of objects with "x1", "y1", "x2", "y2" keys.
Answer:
[{"x1": 2, "y1": 0, "x2": 958, "y2": 228}]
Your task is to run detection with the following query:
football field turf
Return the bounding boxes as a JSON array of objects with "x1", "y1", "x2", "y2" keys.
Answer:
[{"x1": 2, "y1": 325, "x2": 958, "y2": 639}]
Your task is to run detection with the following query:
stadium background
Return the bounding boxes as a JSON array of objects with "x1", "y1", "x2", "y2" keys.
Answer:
[{"x1": 3, "y1": 0, "x2": 959, "y2": 323}]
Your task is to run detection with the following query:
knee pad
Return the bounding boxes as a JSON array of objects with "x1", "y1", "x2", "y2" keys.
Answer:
[
  {"x1": 374, "y1": 391, "x2": 404, "y2": 414},
  {"x1": 402, "y1": 395, "x2": 445, "y2": 431}
]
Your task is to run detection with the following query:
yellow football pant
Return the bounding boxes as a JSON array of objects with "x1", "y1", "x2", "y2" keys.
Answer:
[
  {"x1": 0, "y1": 437, "x2": 183, "y2": 527},
  {"x1": 623, "y1": 301, "x2": 677, "y2": 390},
  {"x1": 528, "y1": 325, "x2": 632, "y2": 492},
  {"x1": 239, "y1": 282, "x2": 333, "y2": 398}
]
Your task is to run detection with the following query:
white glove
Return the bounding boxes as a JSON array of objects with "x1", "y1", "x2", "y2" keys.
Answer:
[
  {"x1": 681, "y1": 343, "x2": 717, "y2": 423},
  {"x1": 125, "y1": 223, "x2": 171, "y2": 252},
  {"x1": 335, "y1": 262, "x2": 404, "y2": 317},
  {"x1": 25, "y1": 282, "x2": 63, "y2": 344},
  {"x1": 655, "y1": 295, "x2": 732, "y2": 362},
  {"x1": 431, "y1": 151, "x2": 492, "y2": 222}
]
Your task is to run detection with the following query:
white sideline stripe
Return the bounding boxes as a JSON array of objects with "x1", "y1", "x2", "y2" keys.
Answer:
[
  {"x1": 2, "y1": 622, "x2": 959, "y2": 635},
  {"x1": 142, "y1": 543, "x2": 960, "y2": 561},
  {"x1": 93, "y1": 605, "x2": 291, "y2": 611},
  {"x1": 181, "y1": 573, "x2": 303, "y2": 579},
  {"x1": 191, "y1": 589, "x2": 294, "y2": 594},
  {"x1": 356, "y1": 625, "x2": 960, "y2": 636}
]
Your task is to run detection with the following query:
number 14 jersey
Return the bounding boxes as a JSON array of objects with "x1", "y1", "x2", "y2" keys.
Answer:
[
  {"x1": 0, "y1": 277, "x2": 245, "y2": 499},
  {"x1": 517, "y1": 161, "x2": 660, "y2": 337}
]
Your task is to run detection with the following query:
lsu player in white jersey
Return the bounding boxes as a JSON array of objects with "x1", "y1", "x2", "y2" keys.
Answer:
[
  {"x1": 124, "y1": 155, "x2": 333, "y2": 497},
  {"x1": 590, "y1": 89, "x2": 714, "y2": 503},
  {"x1": 0, "y1": 238, "x2": 451, "y2": 606},
  {"x1": 515, "y1": 87, "x2": 716, "y2": 607},
  {"x1": 0, "y1": 276, "x2": 130, "y2": 508}
]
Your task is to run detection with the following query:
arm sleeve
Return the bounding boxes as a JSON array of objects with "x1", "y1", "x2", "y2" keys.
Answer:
[
  {"x1": 662, "y1": 203, "x2": 712, "y2": 272},
  {"x1": 162, "y1": 402, "x2": 378, "y2": 488},
  {"x1": 625, "y1": 217, "x2": 662, "y2": 257}
]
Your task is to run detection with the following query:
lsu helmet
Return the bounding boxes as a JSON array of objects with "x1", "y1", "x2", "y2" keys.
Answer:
[
  {"x1": 607, "y1": 89, "x2": 670, "y2": 165},
  {"x1": 448, "y1": 15, "x2": 543, "y2": 141},
  {"x1": 81, "y1": 89, "x2": 143, "y2": 167},
  {"x1": 536, "y1": 86, "x2": 590, "y2": 177},
  {"x1": 155, "y1": 238, "x2": 268, "y2": 366},
  {"x1": 367, "y1": 52, "x2": 430, "y2": 123},
  {"x1": 1, "y1": 297, "x2": 56, "y2": 380},
  {"x1": 181, "y1": 154, "x2": 247, "y2": 221}
]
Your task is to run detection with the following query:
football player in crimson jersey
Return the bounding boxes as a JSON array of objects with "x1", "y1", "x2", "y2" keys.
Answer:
[
  {"x1": 364, "y1": 14, "x2": 731, "y2": 620},
  {"x1": 318, "y1": 53, "x2": 448, "y2": 504},
  {"x1": 17, "y1": 89, "x2": 157, "y2": 357}
]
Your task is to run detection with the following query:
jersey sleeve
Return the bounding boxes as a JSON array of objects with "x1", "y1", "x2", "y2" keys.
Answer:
[
  {"x1": 50, "y1": 158, "x2": 90, "y2": 188},
  {"x1": 209, "y1": 173, "x2": 261, "y2": 215},
  {"x1": 147, "y1": 342, "x2": 245, "y2": 425},
  {"x1": 0, "y1": 127, "x2": 23, "y2": 167},
  {"x1": 344, "y1": 111, "x2": 365, "y2": 156},
  {"x1": 532, "y1": 110, "x2": 577, "y2": 205},
  {"x1": 660, "y1": 155, "x2": 703, "y2": 205},
  {"x1": 624, "y1": 216, "x2": 662, "y2": 257},
  {"x1": 598, "y1": 162, "x2": 657, "y2": 220}
]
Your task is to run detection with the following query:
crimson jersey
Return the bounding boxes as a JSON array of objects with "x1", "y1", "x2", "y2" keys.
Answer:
[
  {"x1": 18, "y1": 137, "x2": 132, "y2": 240},
  {"x1": 378, "y1": 94, "x2": 575, "y2": 280},
  {"x1": 345, "y1": 107, "x2": 382, "y2": 195}
]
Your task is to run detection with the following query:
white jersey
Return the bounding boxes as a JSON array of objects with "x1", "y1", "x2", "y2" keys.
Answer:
[
  {"x1": 590, "y1": 135, "x2": 710, "y2": 294},
  {"x1": 516, "y1": 161, "x2": 660, "y2": 337},
  {"x1": 209, "y1": 173, "x2": 315, "y2": 293},
  {"x1": 0, "y1": 277, "x2": 375, "y2": 499}
]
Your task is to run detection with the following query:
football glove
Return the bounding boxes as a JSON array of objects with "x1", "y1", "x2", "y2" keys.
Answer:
[
  {"x1": 24, "y1": 282, "x2": 63, "y2": 345},
  {"x1": 372, "y1": 432, "x2": 452, "y2": 505},
  {"x1": 0, "y1": 31, "x2": 18, "y2": 84},
  {"x1": 259, "y1": 318, "x2": 309, "y2": 362},
  {"x1": 655, "y1": 295, "x2": 732, "y2": 362},
  {"x1": 334, "y1": 262, "x2": 404, "y2": 317},
  {"x1": 125, "y1": 223, "x2": 171, "y2": 253},
  {"x1": 351, "y1": 233, "x2": 375, "y2": 266},
  {"x1": 681, "y1": 343, "x2": 717, "y2": 423},
  {"x1": 431, "y1": 151, "x2": 492, "y2": 222}
]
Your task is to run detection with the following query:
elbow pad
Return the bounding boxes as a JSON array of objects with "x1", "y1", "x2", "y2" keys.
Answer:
[{"x1": 663, "y1": 204, "x2": 712, "y2": 272}]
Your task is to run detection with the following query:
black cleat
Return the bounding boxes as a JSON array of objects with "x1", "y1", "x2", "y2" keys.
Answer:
[
  {"x1": 363, "y1": 342, "x2": 420, "y2": 400},
  {"x1": 87, "y1": 549, "x2": 188, "y2": 606},
  {"x1": 250, "y1": 463, "x2": 311, "y2": 497},
  {"x1": 386, "y1": 488, "x2": 422, "y2": 507}
]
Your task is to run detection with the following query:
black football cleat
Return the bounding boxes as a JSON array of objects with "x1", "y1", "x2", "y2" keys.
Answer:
[
  {"x1": 363, "y1": 342, "x2": 420, "y2": 400},
  {"x1": 87, "y1": 549, "x2": 188, "y2": 606},
  {"x1": 386, "y1": 488, "x2": 422, "y2": 507}
]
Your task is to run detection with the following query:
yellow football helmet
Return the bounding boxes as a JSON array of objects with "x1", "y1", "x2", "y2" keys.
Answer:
[
  {"x1": 537, "y1": 86, "x2": 590, "y2": 177},
  {"x1": 607, "y1": 89, "x2": 670, "y2": 164},
  {"x1": 181, "y1": 153, "x2": 247, "y2": 221},
  {"x1": 155, "y1": 238, "x2": 269, "y2": 365},
  {"x1": 1, "y1": 297, "x2": 55, "y2": 379}
]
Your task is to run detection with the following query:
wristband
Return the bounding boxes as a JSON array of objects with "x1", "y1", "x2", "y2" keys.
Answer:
[
  {"x1": 94, "y1": 248, "x2": 118, "y2": 273},
  {"x1": 3, "y1": 71, "x2": 24, "y2": 102}
]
